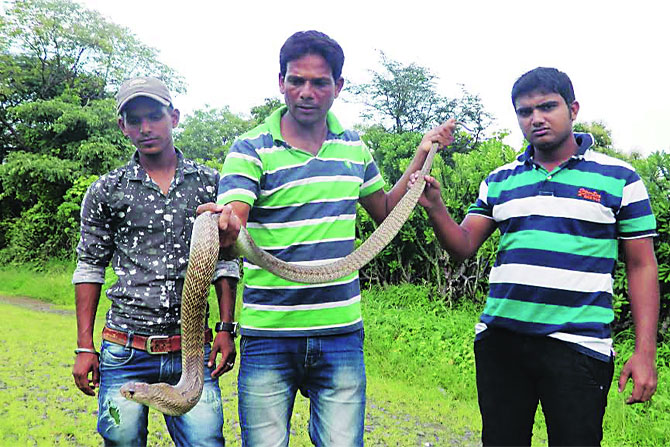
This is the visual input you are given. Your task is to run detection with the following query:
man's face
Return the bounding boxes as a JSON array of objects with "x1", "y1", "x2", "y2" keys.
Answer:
[
  {"x1": 514, "y1": 91, "x2": 579, "y2": 152},
  {"x1": 279, "y1": 53, "x2": 344, "y2": 127},
  {"x1": 118, "y1": 97, "x2": 179, "y2": 156}
]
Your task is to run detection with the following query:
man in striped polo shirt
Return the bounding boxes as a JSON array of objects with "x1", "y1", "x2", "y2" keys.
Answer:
[
  {"x1": 409, "y1": 67, "x2": 659, "y2": 446},
  {"x1": 199, "y1": 31, "x2": 455, "y2": 446}
]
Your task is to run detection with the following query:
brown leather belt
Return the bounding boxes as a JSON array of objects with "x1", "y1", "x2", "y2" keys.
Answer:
[{"x1": 102, "y1": 326, "x2": 213, "y2": 354}]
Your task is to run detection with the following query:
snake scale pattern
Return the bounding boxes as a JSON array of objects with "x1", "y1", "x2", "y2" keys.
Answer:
[{"x1": 121, "y1": 142, "x2": 441, "y2": 415}]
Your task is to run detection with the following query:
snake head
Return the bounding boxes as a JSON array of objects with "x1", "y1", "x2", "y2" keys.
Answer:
[
  {"x1": 120, "y1": 381, "x2": 194, "y2": 416},
  {"x1": 119, "y1": 382, "x2": 152, "y2": 404}
]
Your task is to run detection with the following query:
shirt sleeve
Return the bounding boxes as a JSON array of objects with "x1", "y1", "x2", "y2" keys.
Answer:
[
  {"x1": 217, "y1": 138, "x2": 263, "y2": 206},
  {"x1": 72, "y1": 179, "x2": 114, "y2": 284},
  {"x1": 359, "y1": 142, "x2": 385, "y2": 198},
  {"x1": 467, "y1": 178, "x2": 494, "y2": 219},
  {"x1": 617, "y1": 170, "x2": 657, "y2": 239}
]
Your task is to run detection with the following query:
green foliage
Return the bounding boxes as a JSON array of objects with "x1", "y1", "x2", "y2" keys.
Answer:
[
  {"x1": 626, "y1": 151, "x2": 670, "y2": 336},
  {"x1": 347, "y1": 51, "x2": 492, "y2": 140},
  {"x1": 0, "y1": 151, "x2": 78, "y2": 204},
  {"x1": 0, "y1": 202, "x2": 63, "y2": 263},
  {"x1": 358, "y1": 132, "x2": 517, "y2": 302},
  {"x1": 175, "y1": 105, "x2": 253, "y2": 161},
  {"x1": 575, "y1": 120, "x2": 613, "y2": 149},
  {"x1": 0, "y1": 0, "x2": 178, "y2": 263},
  {"x1": 1, "y1": 0, "x2": 184, "y2": 102},
  {"x1": 361, "y1": 126, "x2": 423, "y2": 182},
  {"x1": 249, "y1": 97, "x2": 282, "y2": 125},
  {"x1": 56, "y1": 174, "x2": 99, "y2": 255}
]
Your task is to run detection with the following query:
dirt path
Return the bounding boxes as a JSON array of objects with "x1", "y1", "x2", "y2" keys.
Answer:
[{"x1": 0, "y1": 294, "x2": 73, "y2": 315}]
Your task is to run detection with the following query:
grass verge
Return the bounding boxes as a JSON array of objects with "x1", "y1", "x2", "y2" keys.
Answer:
[{"x1": 1, "y1": 263, "x2": 668, "y2": 446}]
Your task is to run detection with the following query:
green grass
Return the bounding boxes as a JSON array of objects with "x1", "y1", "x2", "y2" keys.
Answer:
[
  {"x1": 0, "y1": 259, "x2": 80, "y2": 306},
  {"x1": 1, "y1": 263, "x2": 669, "y2": 446}
]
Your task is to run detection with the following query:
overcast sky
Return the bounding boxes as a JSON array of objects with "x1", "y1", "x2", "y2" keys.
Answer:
[{"x1": 79, "y1": 0, "x2": 669, "y2": 155}]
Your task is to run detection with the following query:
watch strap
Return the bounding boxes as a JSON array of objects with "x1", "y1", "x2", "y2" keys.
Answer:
[{"x1": 215, "y1": 321, "x2": 238, "y2": 336}]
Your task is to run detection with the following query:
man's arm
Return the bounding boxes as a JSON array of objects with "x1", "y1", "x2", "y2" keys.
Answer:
[
  {"x1": 360, "y1": 120, "x2": 458, "y2": 225},
  {"x1": 404, "y1": 164, "x2": 497, "y2": 261},
  {"x1": 618, "y1": 237, "x2": 660, "y2": 404},
  {"x1": 423, "y1": 190, "x2": 497, "y2": 262},
  {"x1": 72, "y1": 282, "x2": 102, "y2": 396},
  {"x1": 208, "y1": 276, "x2": 238, "y2": 378}
]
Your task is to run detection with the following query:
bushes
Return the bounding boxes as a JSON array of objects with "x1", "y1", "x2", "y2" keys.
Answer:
[
  {"x1": 618, "y1": 152, "x2": 670, "y2": 337},
  {"x1": 0, "y1": 174, "x2": 98, "y2": 264},
  {"x1": 357, "y1": 133, "x2": 516, "y2": 304}
]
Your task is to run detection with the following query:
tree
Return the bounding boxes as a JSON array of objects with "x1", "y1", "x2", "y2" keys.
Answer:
[
  {"x1": 574, "y1": 121, "x2": 613, "y2": 150},
  {"x1": 175, "y1": 106, "x2": 253, "y2": 161},
  {"x1": 0, "y1": 0, "x2": 185, "y2": 157},
  {"x1": 250, "y1": 97, "x2": 282, "y2": 125},
  {"x1": 347, "y1": 52, "x2": 492, "y2": 140},
  {"x1": 0, "y1": 0, "x2": 184, "y2": 262}
]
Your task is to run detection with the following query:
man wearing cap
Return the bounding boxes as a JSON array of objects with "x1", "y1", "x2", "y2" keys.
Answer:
[{"x1": 71, "y1": 76, "x2": 240, "y2": 446}]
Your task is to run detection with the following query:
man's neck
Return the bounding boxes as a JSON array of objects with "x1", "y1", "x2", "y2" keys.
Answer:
[
  {"x1": 138, "y1": 147, "x2": 178, "y2": 194},
  {"x1": 280, "y1": 113, "x2": 328, "y2": 155},
  {"x1": 139, "y1": 147, "x2": 178, "y2": 170},
  {"x1": 532, "y1": 133, "x2": 579, "y2": 172}
]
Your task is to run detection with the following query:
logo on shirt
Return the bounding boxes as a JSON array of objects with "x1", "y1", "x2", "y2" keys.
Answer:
[{"x1": 577, "y1": 187, "x2": 601, "y2": 203}]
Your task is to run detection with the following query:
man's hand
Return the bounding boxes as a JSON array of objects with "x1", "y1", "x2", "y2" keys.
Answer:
[
  {"x1": 418, "y1": 118, "x2": 458, "y2": 153},
  {"x1": 72, "y1": 352, "x2": 100, "y2": 396},
  {"x1": 408, "y1": 171, "x2": 443, "y2": 211},
  {"x1": 208, "y1": 332, "x2": 237, "y2": 378},
  {"x1": 196, "y1": 203, "x2": 241, "y2": 248},
  {"x1": 618, "y1": 351, "x2": 657, "y2": 404}
]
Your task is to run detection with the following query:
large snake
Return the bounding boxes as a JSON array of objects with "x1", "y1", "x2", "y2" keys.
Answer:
[
  {"x1": 119, "y1": 139, "x2": 447, "y2": 415},
  {"x1": 119, "y1": 211, "x2": 220, "y2": 416}
]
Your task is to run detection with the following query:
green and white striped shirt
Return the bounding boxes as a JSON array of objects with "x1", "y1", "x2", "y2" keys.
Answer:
[
  {"x1": 469, "y1": 133, "x2": 656, "y2": 360},
  {"x1": 218, "y1": 107, "x2": 385, "y2": 336}
]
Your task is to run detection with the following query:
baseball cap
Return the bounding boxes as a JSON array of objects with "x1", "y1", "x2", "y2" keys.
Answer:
[{"x1": 116, "y1": 76, "x2": 172, "y2": 114}]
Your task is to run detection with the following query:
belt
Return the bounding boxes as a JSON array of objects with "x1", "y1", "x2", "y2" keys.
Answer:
[{"x1": 102, "y1": 326, "x2": 213, "y2": 354}]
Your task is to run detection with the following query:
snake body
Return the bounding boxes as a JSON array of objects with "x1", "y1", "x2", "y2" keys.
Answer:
[
  {"x1": 233, "y1": 142, "x2": 439, "y2": 283},
  {"x1": 119, "y1": 211, "x2": 220, "y2": 416},
  {"x1": 121, "y1": 142, "x2": 441, "y2": 415}
]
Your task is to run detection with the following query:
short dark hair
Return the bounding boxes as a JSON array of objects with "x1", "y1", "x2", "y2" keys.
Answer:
[
  {"x1": 279, "y1": 30, "x2": 345, "y2": 81},
  {"x1": 511, "y1": 67, "x2": 575, "y2": 107}
]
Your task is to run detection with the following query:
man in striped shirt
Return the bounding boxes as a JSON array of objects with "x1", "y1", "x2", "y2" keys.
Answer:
[
  {"x1": 199, "y1": 30, "x2": 454, "y2": 446},
  {"x1": 409, "y1": 67, "x2": 659, "y2": 446}
]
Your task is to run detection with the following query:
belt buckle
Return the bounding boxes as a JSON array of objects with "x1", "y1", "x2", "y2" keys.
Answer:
[{"x1": 145, "y1": 335, "x2": 170, "y2": 354}]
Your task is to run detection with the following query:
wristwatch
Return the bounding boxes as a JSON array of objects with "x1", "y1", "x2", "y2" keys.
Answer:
[{"x1": 214, "y1": 322, "x2": 239, "y2": 337}]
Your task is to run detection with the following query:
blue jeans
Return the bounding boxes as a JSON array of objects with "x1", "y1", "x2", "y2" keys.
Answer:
[
  {"x1": 97, "y1": 340, "x2": 225, "y2": 447},
  {"x1": 238, "y1": 330, "x2": 366, "y2": 447},
  {"x1": 475, "y1": 328, "x2": 614, "y2": 446}
]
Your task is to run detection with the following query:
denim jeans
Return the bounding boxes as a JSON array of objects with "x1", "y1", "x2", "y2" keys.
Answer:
[
  {"x1": 97, "y1": 339, "x2": 224, "y2": 447},
  {"x1": 237, "y1": 330, "x2": 366, "y2": 447},
  {"x1": 475, "y1": 328, "x2": 614, "y2": 447}
]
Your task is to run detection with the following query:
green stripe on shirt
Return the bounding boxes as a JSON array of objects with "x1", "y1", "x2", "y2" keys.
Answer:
[
  {"x1": 241, "y1": 300, "x2": 362, "y2": 329},
  {"x1": 499, "y1": 230, "x2": 618, "y2": 259},
  {"x1": 483, "y1": 297, "x2": 614, "y2": 325}
]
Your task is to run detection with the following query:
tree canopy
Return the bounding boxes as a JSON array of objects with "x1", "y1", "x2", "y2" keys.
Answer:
[
  {"x1": 347, "y1": 51, "x2": 492, "y2": 138},
  {"x1": 0, "y1": 0, "x2": 183, "y2": 262}
]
